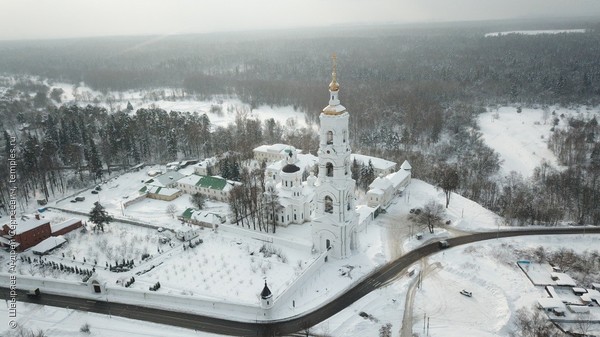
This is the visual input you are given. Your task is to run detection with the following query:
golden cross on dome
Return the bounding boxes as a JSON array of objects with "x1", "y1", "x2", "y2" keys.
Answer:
[{"x1": 329, "y1": 53, "x2": 340, "y2": 91}]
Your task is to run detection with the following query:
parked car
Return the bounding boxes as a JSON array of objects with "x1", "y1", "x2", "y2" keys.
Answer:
[
  {"x1": 460, "y1": 289, "x2": 472, "y2": 297},
  {"x1": 27, "y1": 288, "x2": 40, "y2": 297},
  {"x1": 75, "y1": 196, "x2": 85, "y2": 202},
  {"x1": 95, "y1": 186, "x2": 102, "y2": 191},
  {"x1": 70, "y1": 199, "x2": 77, "y2": 203},
  {"x1": 415, "y1": 232, "x2": 423, "y2": 240},
  {"x1": 438, "y1": 240, "x2": 449, "y2": 249},
  {"x1": 91, "y1": 190, "x2": 98, "y2": 194}
]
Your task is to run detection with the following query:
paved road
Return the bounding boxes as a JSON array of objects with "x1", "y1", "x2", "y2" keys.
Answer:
[{"x1": 3, "y1": 227, "x2": 599, "y2": 336}]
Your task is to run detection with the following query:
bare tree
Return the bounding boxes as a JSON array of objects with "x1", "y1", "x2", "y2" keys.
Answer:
[
  {"x1": 166, "y1": 204, "x2": 177, "y2": 219},
  {"x1": 510, "y1": 306, "x2": 562, "y2": 337},
  {"x1": 418, "y1": 199, "x2": 445, "y2": 234},
  {"x1": 438, "y1": 164, "x2": 460, "y2": 208}
]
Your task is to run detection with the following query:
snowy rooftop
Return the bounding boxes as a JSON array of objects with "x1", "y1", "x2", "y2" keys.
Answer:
[
  {"x1": 194, "y1": 157, "x2": 217, "y2": 168},
  {"x1": 267, "y1": 153, "x2": 318, "y2": 173},
  {"x1": 147, "y1": 171, "x2": 186, "y2": 187},
  {"x1": 31, "y1": 235, "x2": 66, "y2": 254},
  {"x1": 50, "y1": 218, "x2": 81, "y2": 233},
  {"x1": 10, "y1": 216, "x2": 50, "y2": 235},
  {"x1": 144, "y1": 186, "x2": 181, "y2": 196},
  {"x1": 551, "y1": 272, "x2": 577, "y2": 287},
  {"x1": 368, "y1": 169, "x2": 410, "y2": 191},
  {"x1": 537, "y1": 297, "x2": 564, "y2": 309},
  {"x1": 351, "y1": 153, "x2": 396, "y2": 170},
  {"x1": 356, "y1": 205, "x2": 376, "y2": 223},
  {"x1": 254, "y1": 144, "x2": 301, "y2": 155},
  {"x1": 181, "y1": 208, "x2": 224, "y2": 225}
]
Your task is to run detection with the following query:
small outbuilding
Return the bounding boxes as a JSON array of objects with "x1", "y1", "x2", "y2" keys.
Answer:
[{"x1": 31, "y1": 236, "x2": 67, "y2": 255}]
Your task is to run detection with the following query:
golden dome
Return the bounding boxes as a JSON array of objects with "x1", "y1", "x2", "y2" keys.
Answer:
[{"x1": 329, "y1": 78, "x2": 339, "y2": 91}]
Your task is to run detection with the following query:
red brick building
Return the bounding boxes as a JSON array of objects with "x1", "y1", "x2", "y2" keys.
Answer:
[
  {"x1": 51, "y1": 218, "x2": 82, "y2": 236},
  {"x1": 1, "y1": 215, "x2": 51, "y2": 251}
]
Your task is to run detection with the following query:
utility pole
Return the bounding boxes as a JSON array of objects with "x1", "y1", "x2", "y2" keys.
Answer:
[{"x1": 427, "y1": 317, "x2": 430, "y2": 336}]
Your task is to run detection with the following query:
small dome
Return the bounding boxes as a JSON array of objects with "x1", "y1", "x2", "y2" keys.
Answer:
[
  {"x1": 261, "y1": 281, "x2": 272, "y2": 298},
  {"x1": 282, "y1": 164, "x2": 300, "y2": 173},
  {"x1": 329, "y1": 79, "x2": 339, "y2": 92}
]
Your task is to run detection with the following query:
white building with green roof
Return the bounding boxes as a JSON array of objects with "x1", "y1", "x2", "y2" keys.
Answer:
[{"x1": 177, "y1": 174, "x2": 235, "y2": 202}]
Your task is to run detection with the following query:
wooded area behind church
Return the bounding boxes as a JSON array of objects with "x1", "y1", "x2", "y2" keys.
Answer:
[{"x1": 0, "y1": 17, "x2": 599, "y2": 227}]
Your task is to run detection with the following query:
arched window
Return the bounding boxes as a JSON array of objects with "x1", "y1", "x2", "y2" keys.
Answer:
[
  {"x1": 327, "y1": 131, "x2": 333, "y2": 145},
  {"x1": 326, "y1": 162, "x2": 333, "y2": 177},
  {"x1": 324, "y1": 196, "x2": 333, "y2": 213}
]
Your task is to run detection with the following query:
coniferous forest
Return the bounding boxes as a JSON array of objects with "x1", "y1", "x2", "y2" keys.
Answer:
[{"x1": 0, "y1": 17, "x2": 599, "y2": 226}]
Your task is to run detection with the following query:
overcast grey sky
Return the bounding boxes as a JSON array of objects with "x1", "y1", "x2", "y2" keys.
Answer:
[{"x1": 1, "y1": 0, "x2": 599, "y2": 40}]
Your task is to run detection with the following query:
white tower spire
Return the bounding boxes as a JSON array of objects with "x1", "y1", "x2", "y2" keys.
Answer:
[{"x1": 311, "y1": 54, "x2": 358, "y2": 260}]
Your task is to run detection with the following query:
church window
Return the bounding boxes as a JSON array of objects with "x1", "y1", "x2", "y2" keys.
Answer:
[
  {"x1": 294, "y1": 214, "x2": 297, "y2": 220},
  {"x1": 327, "y1": 131, "x2": 333, "y2": 144},
  {"x1": 281, "y1": 216, "x2": 284, "y2": 222},
  {"x1": 326, "y1": 163, "x2": 333, "y2": 177},
  {"x1": 324, "y1": 196, "x2": 333, "y2": 213}
]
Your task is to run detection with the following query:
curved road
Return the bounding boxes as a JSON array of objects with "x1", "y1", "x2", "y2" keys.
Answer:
[{"x1": 3, "y1": 227, "x2": 599, "y2": 336}]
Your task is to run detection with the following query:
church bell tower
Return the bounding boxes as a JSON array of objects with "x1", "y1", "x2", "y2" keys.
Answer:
[{"x1": 312, "y1": 54, "x2": 358, "y2": 259}]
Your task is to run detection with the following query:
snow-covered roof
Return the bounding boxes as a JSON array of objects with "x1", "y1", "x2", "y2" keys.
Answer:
[
  {"x1": 254, "y1": 144, "x2": 302, "y2": 155},
  {"x1": 31, "y1": 236, "x2": 66, "y2": 254},
  {"x1": 369, "y1": 177, "x2": 392, "y2": 191},
  {"x1": 551, "y1": 272, "x2": 577, "y2": 287},
  {"x1": 268, "y1": 153, "x2": 317, "y2": 173},
  {"x1": 567, "y1": 304, "x2": 590, "y2": 313},
  {"x1": 401, "y1": 160, "x2": 412, "y2": 170},
  {"x1": 388, "y1": 169, "x2": 411, "y2": 189},
  {"x1": 51, "y1": 218, "x2": 81, "y2": 233},
  {"x1": 592, "y1": 283, "x2": 600, "y2": 290},
  {"x1": 144, "y1": 186, "x2": 181, "y2": 196},
  {"x1": 356, "y1": 205, "x2": 376, "y2": 223},
  {"x1": 194, "y1": 157, "x2": 218, "y2": 168},
  {"x1": 351, "y1": 154, "x2": 396, "y2": 171},
  {"x1": 537, "y1": 297, "x2": 563, "y2": 309},
  {"x1": 368, "y1": 188, "x2": 385, "y2": 196},
  {"x1": 572, "y1": 287, "x2": 587, "y2": 293},
  {"x1": 581, "y1": 289, "x2": 600, "y2": 302},
  {"x1": 10, "y1": 217, "x2": 50, "y2": 235},
  {"x1": 181, "y1": 208, "x2": 224, "y2": 225},
  {"x1": 147, "y1": 171, "x2": 186, "y2": 187}
]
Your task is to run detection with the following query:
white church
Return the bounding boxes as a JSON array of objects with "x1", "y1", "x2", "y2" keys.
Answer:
[{"x1": 257, "y1": 55, "x2": 411, "y2": 259}]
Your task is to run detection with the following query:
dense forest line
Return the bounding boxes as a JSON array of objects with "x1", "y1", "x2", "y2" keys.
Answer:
[{"x1": 0, "y1": 18, "x2": 599, "y2": 226}]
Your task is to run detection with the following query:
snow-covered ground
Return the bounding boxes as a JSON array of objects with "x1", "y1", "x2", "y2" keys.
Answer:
[
  {"x1": 312, "y1": 234, "x2": 600, "y2": 337},
  {"x1": 47, "y1": 81, "x2": 309, "y2": 129},
  {"x1": 478, "y1": 105, "x2": 600, "y2": 178},
  {"x1": 485, "y1": 29, "x2": 586, "y2": 37}
]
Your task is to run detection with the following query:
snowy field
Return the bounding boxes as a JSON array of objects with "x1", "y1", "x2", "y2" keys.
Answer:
[
  {"x1": 48, "y1": 81, "x2": 309, "y2": 129},
  {"x1": 484, "y1": 29, "x2": 586, "y2": 37},
  {"x1": 478, "y1": 105, "x2": 600, "y2": 178}
]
